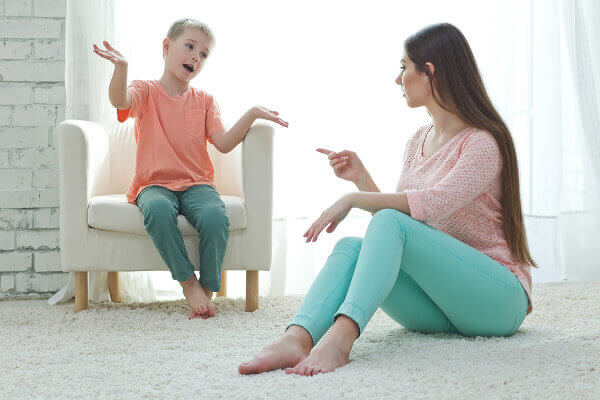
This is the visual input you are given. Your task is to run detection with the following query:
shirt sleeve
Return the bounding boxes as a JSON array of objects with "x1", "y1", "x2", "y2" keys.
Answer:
[
  {"x1": 205, "y1": 94, "x2": 225, "y2": 144},
  {"x1": 404, "y1": 130, "x2": 503, "y2": 223},
  {"x1": 116, "y1": 80, "x2": 149, "y2": 123}
]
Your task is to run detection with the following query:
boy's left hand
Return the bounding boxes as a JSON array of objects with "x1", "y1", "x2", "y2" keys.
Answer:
[{"x1": 250, "y1": 106, "x2": 289, "y2": 127}]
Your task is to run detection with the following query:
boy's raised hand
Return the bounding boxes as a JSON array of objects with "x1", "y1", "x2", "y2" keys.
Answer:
[
  {"x1": 92, "y1": 41, "x2": 128, "y2": 66},
  {"x1": 250, "y1": 106, "x2": 289, "y2": 128}
]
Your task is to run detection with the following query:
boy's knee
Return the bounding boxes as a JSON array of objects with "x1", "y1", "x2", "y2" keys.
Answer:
[
  {"x1": 195, "y1": 208, "x2": 229, "y2": 232},
  {"x1": 142, "y1": 200, "x2": 177, "y2": 228},
  {"x1": 141, "y1": 197, "x2": 175, "y2": 215}
]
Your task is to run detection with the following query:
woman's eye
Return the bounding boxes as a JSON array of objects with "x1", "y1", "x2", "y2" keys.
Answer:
[
  {"x1": 186, "y1": 44, "x2": 193, "y2": 49},
  {"x1": 200, "y1": 53, "x2": 207, "y2": 58}
]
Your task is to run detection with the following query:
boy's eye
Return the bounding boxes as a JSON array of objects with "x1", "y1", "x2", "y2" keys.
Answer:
[{"x1": 200, "y1": 52, "x2": 207, "y2": 58}]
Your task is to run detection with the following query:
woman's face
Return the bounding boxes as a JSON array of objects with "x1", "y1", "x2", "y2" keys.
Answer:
[{"x1": 395, "y1": 54, "x2": 433, "y2": 108}]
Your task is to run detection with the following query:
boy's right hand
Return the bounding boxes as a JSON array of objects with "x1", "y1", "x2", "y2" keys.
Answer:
[
  {"x1": 93, "y1": 41, "x2": 127, "y2": 67},
  {"x1": 316, "y1": 148, "x2": 367, "y2": 184}
]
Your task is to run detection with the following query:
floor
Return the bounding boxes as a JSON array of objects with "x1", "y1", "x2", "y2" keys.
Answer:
[{"x1": 0, "y1": 281, "x2": 599, "y2": 399}]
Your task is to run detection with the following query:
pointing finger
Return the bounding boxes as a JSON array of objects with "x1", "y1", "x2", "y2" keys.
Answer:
[{"x1": 316, "y1": 148, "x2": 333, "y2": 155}]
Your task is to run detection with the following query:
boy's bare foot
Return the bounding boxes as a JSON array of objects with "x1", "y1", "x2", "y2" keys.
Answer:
[
  {"x1": 180, "y1": 275, "x2": 215, "y2": 319},
  {"x1": 202, "y1": 286, "x2": 213, "y2": 300},
  {"x1": 285, "y1": 315, "x2": 358, "y2": 376},
  {"x1": 238, "y1": 325, "x2": 313, "y2": 375}
]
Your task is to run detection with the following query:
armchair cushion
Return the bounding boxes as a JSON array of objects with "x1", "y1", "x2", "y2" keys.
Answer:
[{"x1": 88, "y1": 193, "x2": 247, "y2": 235}]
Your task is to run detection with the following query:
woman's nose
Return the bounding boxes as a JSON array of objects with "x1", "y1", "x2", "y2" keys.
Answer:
[{"x1": 395, "y1": 74, "x2": 403, "y2": 86}]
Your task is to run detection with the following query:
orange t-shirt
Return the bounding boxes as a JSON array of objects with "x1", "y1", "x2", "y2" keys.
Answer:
[{"x1": 116, "y1": 80, "x2": 225, "y2": 204}]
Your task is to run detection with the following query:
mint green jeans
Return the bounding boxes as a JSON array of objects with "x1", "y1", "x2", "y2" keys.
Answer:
[
  {"x1": 287, "y1": 209, "x2": 529, "y2": 344},
  {"x1": 136, "y1": 184, "x2": 229, "y2": 291}
]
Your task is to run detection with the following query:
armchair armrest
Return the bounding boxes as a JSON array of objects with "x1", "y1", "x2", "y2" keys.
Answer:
[
  {"x1": 56, "y1": 119, "x2": 110, "y2": 268},
  {"x1": 240, "y1": 123, "x2": 274, "y2": 269}
]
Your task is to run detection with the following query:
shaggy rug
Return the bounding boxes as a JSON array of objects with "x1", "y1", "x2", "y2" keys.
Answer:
[{"x1": 1, "y1": 282, "x2": 599, "y2": 399}]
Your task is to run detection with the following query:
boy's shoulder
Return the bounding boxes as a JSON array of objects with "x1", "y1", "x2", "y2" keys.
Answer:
[
  {"x1": 188, "y1": 86, "x2": 218, "y2": 106},
  {"x1": 129, "y1": 79, "x2": 153, "y2": 88}
]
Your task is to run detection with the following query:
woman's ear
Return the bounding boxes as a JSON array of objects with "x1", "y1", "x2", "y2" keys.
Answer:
[{"x1": 425, "y1": 62, "x2": 435, "y2": 77}]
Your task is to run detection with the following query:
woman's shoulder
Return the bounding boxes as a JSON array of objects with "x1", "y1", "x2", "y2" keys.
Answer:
[
  {"x1": 459, "y1": 127, "x2": 500, "y2": 153},
  {"x1": 405, "y1": 124, "x2": 430, "y2": 149}
]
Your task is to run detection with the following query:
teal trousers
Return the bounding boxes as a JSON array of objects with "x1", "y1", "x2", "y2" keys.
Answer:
[
  {"x1": 287, "y1": 209, "x2": 529, "y2": 344},
  {"x1": 136, "y1": 184, "x2": 229, "y2": 292}
]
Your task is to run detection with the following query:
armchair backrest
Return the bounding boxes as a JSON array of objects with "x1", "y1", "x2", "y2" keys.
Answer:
[{"x1": 106, "y1": 120, "x2": 243, "y2": 197}]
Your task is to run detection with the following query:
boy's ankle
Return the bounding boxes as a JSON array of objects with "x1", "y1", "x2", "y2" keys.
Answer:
[{"x1": 179, "y1": 274, "x2": 199, "y2": 289}]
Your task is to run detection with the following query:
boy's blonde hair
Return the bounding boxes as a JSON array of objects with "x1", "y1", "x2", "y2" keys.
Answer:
[{"x1": 166, "y1": 18, "x2": 215, "y2": 43}]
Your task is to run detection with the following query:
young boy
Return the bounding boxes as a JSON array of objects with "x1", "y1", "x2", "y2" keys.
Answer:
[{"x1": 93, "y1": 18, "x2": 288, "y2": 319}]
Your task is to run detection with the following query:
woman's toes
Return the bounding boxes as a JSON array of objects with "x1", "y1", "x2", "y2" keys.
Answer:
[{"x1": 305, "y1": 366, "x2": 314, "y2": 376}]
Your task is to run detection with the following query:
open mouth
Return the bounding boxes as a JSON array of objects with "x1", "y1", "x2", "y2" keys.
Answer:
[{"x1": 183, "y1": 64, "x2": 194, "y2": 73}]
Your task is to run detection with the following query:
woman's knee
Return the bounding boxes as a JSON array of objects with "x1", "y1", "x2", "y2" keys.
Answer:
[
  {"x1": 332, "y1": 236, "x2": 363, "y2": 255},
  {"x1": 372, "y1": 208, "x2": 414, "y2": 225}
]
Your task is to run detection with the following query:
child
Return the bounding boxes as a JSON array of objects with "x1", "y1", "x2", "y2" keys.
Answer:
[{"x1": 93, "y1": 18, "x2": 288, "y2": 320}]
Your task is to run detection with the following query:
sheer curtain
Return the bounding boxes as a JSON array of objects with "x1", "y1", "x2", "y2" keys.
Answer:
[
  {"x1": 55, "y1": 0, "x2": 599, "y2": 303},
  {"x1": 49, "y1": 0, "x2": 156, "y2": 305},
  {"x1": 557, "y1": 0, "x2": 600, "y2": 281}
]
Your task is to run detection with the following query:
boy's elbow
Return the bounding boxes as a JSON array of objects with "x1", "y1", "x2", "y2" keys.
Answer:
[
  {"x1": 110, "y1": 98, "x2": 128, "y2": 110},
  {"x1": 109, "y1": 93, "x2": 131, "y2": 110},
  {"x1": 210, "y1": 139, "x2": 229, "y2": 154},
  {"x1": 210, "y1": 133, "x2": 232, "y2": 153}
]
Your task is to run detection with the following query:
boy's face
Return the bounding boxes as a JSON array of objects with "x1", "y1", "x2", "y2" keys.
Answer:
[{"x1": 163, "y1": 28, "x2": 213, "y2": 82}]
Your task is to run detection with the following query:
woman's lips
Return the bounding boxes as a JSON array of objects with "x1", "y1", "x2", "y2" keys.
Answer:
[{"x1": 183, "y1": 64, "x2": 193, "y2": 73}]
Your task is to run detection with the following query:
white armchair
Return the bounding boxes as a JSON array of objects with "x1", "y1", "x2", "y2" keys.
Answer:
[{"x1": 56, "y1": 119, "x2": 274, "y2": 313}]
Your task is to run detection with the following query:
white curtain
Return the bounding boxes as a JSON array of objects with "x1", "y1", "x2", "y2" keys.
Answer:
[
  {"x1": 54, "y1": 0, "x2": 600, "y2": 303},
  {"x1": 49, "y1": 0, "x2": 156, "y2": 305},
  {"x1": 556, "y1": 0, "x2": 600, "y2": 281}
]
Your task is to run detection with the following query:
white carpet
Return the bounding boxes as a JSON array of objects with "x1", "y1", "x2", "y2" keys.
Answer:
[{"x1": 1, "y1": 282, "x2": 599, "y2": 399}]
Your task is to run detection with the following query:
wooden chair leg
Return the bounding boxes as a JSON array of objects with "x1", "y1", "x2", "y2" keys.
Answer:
[
  {"x1": 216, "y1": 270, "x2": 227, "y2": 297},
  {"x1": 107, "y1": 271, "x2": 121, "y2": 303},
  {"x1": 75, "y1": 271, "x2": 89, "y2": 312},
  {"x1": 245, "y1": 270, "x2": 258, "y2": 312}
]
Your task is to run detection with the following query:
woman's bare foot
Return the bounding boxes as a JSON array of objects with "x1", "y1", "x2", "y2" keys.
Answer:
[
  {"x1": 238, "y1": 325, "x2": 313, "y2": 375},
  {"x1": 180, "y1": 275, "x2": 215, "y2": 319},
  {"x1": 286, "y1": 315, "x2": 358, "y2": 376}
]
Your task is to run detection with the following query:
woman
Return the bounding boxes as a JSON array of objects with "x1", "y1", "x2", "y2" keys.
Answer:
[{"x1": 239, "y1": 23, "x2": 536, "y2": 376}]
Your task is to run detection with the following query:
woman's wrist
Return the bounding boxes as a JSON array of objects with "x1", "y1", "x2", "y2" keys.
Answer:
[
  {"x1": 344, "y1": 192, "x2": 358, "y2": 208},
  {"x1": 354, "y1": 171, "x2": 377, "y2": 192},
  {"x1": 246, "y1": 107, "x2": 260, "y2": 122}
]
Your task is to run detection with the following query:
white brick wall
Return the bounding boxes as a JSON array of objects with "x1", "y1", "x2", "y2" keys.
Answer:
[{"x1": 0, "y1": 0, "x2": 66, "y2": 298}]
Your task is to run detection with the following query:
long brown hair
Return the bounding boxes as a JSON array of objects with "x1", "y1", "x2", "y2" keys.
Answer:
[{"x1": 405, "y1": 23, "x2": 537, "y2": 268}]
